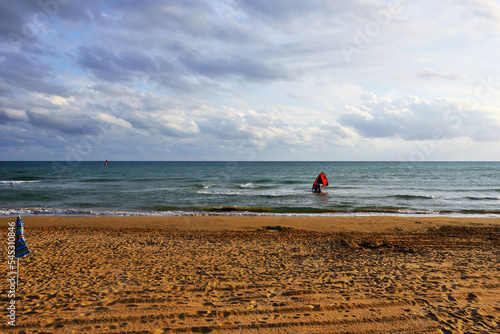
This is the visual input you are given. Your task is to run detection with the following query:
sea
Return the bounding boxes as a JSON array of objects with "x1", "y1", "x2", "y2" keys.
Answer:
[{"x1": 1, "y1": 161, "x2": 500, "y2": 217}]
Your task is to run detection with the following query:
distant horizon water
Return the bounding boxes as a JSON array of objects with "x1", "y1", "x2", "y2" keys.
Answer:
[{"x1": 1, "y1": 161, "x2": 500, "y2": 217}]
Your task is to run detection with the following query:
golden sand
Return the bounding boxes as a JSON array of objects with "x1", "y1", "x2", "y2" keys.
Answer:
[{"x1": 1, "y1": 216, "x2": 499, "y2": 333}]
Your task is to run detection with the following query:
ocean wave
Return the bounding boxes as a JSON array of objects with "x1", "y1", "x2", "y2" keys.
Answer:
[
  {"x1": 0, "y1": 207, "x2": 188, "y2": 217},
  {"x1": 197, "y1": 188, "x2": 300, "y2": 197},
  {"x1": 351, "y1": 208, "x2": 438, "y2": 215},
  {"x1": 78, "y1": 178, "x2": 118, "y2": 183},
  {"x1": 389, "y1": 194, "x2": 440, "y2": 200},
  {"x1": 196, "y1": 190, "x2": 242, "y2": 196},
  {"x1": 201, "y1": 206, "x2": 273, "y2": 213},
  {"x1": 195, "y1": 183, "x2": 217, "y2": 189},
  {"x1": 0, "y1": 180, "x2": 41, "y2": 185},
  {"x1": 467, "y1": 196, "x2": 500, "y2": 201},
  {"x1": 1, "y1": 207, "x2": 499, "y2": 218},
  {"x1": 240, "y1": 182, "x2": 259, "y2": 189},
  {"x1": 257, "y1": 192, "x2": 301, "y2": 198}
]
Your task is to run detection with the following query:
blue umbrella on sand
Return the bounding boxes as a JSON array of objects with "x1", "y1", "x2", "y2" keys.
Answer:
[{"x1": 15, "y1": 216, "x2": 30, "y2": 284}]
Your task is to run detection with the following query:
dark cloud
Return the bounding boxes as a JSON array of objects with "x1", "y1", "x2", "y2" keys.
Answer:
[
  {"x1": 235, "y1": 0, "x2": 377, "y2": 25},
  {"x1": 0, "y1": 131, "x2": 35, "y2": 148},
  {"x1": 0, "y1": 80, "x2": 12, "y2": 96},
  {"x1": 77, "y1": 46, "x2": 157, "y2": 83},
  {"x1": 0, "y1": 2, "x2": 41, "y2": 45},
  {"x1": 0, "y1": 1, "x2": 102, "y2": 49},
  {"x1": 78, "y1": 43, "x2": 292, "y2": 88},
  {"x1": 26, "y1": 109, "x2": 97, "y2": 136},
  {"x1": 69, "y1": 1, "x2": 294, "y2": 86},
  {"x1": 0, "y1": 109, "x2": 16, "y2": 124},
  {"x1": 235, "y1": 0, "x2": 318, "y2": 20},
  {"x1": 105, "y1": 1, "x2": 256, "y2": 43},
  {"x1": 107, "y1": 1, "x2": 211, "y2": 32},
  {"x1": 181, "y1": 51, "x2": 293, "y2": 82},
  {"x1": 0, "y1": 51, "x2": 68, "y2": 96},
  {"x1": 77, "y1": 47, "x2": 205, "y2": 94},
  {"x1": 55, "y1": 1, "x2": 103, "y2": 25}
]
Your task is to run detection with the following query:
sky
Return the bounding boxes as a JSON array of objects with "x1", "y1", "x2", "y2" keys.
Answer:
[{"x1": 1, "y1": 0, "x2": 500, "y2": 161}]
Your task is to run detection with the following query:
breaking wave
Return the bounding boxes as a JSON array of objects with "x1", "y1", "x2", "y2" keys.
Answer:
[
  {"x1": 2, "y1": 206, "x2": 500, "y2": 218},
  {"x1": 0, "y1": 180, "x2": 41, "y2": 185},
  {"x1": 240, "y1": 182, "x2": 259, "y2": 189}
]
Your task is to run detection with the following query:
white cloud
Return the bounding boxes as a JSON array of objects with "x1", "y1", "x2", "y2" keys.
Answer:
[
  {"x1": 339, "y1": 94, "x2": 500, "y2": 142},
  {"x1": 416, "y1": 68, "x2": 469, "y2": 82},
  {"x1": 96, "y1": 113, "x2": 132, "y2": 129}
]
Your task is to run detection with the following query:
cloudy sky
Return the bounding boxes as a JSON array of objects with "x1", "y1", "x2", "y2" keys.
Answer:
[{"x1": 1, "y1": 0, "x2": 500, "y2": 161}]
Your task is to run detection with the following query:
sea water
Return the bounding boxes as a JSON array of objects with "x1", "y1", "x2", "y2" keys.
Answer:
[{"x1": 1, "y1": 161, "x2": 500, "y2": 217}]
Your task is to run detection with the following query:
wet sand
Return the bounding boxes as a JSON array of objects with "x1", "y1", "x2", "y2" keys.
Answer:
[{"x1": 1, "y1": 216, "x2": 499, "y2": 333}]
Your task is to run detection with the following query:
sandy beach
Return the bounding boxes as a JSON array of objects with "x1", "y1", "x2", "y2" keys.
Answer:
[{"x1": 1, "y1": 215, "x2": 499, "y2": 333}]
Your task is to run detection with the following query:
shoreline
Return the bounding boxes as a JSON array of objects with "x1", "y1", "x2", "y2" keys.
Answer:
[
  {"x1": 3, "y1": 207, "x2": 500, "y2": 218},
  {"x1": 1, "y1": 215, "x2": 500, "y2": 233}
]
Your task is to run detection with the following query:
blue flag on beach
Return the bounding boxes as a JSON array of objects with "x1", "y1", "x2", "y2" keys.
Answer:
[{"x1": 15, "y1": 216, "x2": 30, "y2": 258}]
